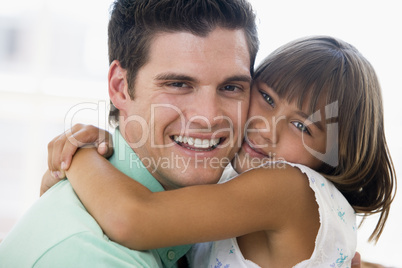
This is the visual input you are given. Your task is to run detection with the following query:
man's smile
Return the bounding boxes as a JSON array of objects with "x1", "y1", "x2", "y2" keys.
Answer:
[{"x1": 172, "y1": 135, "x2": 223, "y2": 151}]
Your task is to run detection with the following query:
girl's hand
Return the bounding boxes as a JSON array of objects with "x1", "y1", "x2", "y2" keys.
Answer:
[
  {"x1": 40, "y1": 170, "x2": 60, "y2": 196},
  {"x1": 47, "y1": 124, "x2": 113, "y2": 180}
]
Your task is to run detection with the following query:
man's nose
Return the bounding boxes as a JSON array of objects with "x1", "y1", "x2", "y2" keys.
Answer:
[{"x1": 187, "y1": 90, "x2": 224, "y2": 128}]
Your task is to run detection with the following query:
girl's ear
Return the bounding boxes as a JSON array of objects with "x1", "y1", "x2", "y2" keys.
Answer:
[{"x1": 108, "y1": 60, "x2": 130, "y2": 111}]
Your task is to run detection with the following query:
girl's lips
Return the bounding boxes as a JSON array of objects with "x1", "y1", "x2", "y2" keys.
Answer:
[{"x1": 242, "y1": 140, "x2": 268, "y2": 158}]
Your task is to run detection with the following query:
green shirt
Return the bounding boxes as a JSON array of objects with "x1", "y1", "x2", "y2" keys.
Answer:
[{"x1": 0, "y1": 129, "x2": 191, "y2": 268}]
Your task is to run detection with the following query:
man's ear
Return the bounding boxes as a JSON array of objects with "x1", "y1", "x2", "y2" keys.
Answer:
[{"x1": 108, "y1": 60, "x2": 130, "y2": 110}]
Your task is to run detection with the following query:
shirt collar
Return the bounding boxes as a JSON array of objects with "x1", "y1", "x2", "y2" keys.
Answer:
[{"x1": 109, "y1": 128, "x2": 192, "y2": 267}]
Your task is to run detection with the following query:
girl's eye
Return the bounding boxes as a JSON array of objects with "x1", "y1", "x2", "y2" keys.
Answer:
[
  {"x1": 259, "y1": 90, "x2": 275, "y2": 107},
  {"x1": 292, "y1": 121, "x2": 311, "y2": 135}
]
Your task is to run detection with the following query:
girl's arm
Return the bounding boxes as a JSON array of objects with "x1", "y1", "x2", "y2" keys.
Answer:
[{"x1": 66, "y1": 148, "x2": 318, "y2": 250}]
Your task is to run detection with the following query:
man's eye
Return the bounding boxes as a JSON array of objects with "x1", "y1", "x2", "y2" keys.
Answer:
[
  {"x1": 222, "y1": 85, "x2": 241, "y2": 92},
  {"x1": 259, "y1": 90, "x2": 275, "y2": 107},
  {"x1": 292, "y1": 121, "x2": 311, "y2": 135},
  {"x1": 168, "y1": 82, "x2": 190, "y2": 88}
]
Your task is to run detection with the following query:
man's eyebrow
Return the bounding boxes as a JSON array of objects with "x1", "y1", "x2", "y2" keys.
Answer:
[
  {"x1": 154, "y1": 73, "x2": 197, "y2": 82},
  {"x1": 154, "y1": 73, "x2": 252, "y2": 84},
  {"x1": 296, "y1": 110, "x2": 325, "y2": 131},
  {"x1": 225, "y1": 75, "x2": 252, "y2": 84}
]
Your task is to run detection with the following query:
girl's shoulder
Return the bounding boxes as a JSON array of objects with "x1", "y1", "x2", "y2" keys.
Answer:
[{"x1": 282, "y1": 162, "x2": 357, "y2": 267}]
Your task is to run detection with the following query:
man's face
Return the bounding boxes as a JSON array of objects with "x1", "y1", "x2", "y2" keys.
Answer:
[{"x1": 118, "y1": 28, "x2": 251, "y2": 189}]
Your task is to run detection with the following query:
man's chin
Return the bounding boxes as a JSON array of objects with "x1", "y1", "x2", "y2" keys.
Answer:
[{"x1": 163, "y1": 169, "x2": 224, "y2": 189}]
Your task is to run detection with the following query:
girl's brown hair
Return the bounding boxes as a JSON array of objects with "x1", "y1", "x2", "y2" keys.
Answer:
[{"x1": 254, "y1": 36, "x2": 396, "y2": 242}]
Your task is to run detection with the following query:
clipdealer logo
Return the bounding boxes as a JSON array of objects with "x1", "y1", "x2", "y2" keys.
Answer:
[{"x1": 63, "y1": 100, "x2": 339, "y2": 168}]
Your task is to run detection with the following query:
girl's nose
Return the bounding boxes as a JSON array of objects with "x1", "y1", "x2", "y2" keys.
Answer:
[{"x1": 249, "y1": 115, "x2": 285, "y2": 146}]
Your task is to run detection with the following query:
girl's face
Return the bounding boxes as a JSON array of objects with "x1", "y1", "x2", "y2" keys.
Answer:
[{"x1": 234, "y1": 81, "x2": 330, "y2": 173}]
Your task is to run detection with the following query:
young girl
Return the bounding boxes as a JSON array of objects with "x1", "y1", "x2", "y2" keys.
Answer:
[{"x1": 45, "y1": 36, "x2": 395, "y2": 267}]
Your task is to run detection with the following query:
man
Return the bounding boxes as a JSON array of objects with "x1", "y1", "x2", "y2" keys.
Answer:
[{"x1": 0, "y1": 0, "x2": 258, "y2": 267}]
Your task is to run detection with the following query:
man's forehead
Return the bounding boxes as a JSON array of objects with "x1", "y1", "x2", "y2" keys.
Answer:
[
  {"x1": 143, "y1": 28, "x2": 251, "y2": 78},
  {"x1": 150, "y1": 28, "x2": 249, "y2": 59}
]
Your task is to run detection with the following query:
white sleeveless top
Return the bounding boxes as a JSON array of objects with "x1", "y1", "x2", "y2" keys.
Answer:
[{"x1": 188, "y1": 162, "x2": 357, "y2": 267}]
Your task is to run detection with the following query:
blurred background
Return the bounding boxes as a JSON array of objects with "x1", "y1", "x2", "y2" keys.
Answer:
[{"x1": 0, "y1": 0, "x2": 400, "y2": 266}]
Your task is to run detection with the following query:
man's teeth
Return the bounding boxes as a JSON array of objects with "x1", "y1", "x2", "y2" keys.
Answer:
[{"x1": 173, "y1": 135, "x2": 220, "y2": 149}]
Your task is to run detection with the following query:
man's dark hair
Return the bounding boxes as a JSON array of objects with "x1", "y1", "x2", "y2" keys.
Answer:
[{"x1": 108, "y1": 0, "x2": 259, "y2": 125}]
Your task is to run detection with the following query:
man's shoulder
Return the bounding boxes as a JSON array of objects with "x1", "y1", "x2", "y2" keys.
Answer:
[
  {"x1": 0, "y1": 179, "x2": 162, "y2": 267},
  {"x1": 1, "y1": 230, "x2": 161, "y2": 268},
  {"x1": 29, "y1": 179, "x2": 101, "y2": 231},
  {"x1": 0, "y1": 180, "x2": 104, "y2": 266},
  {"x1": 32, "y1": 232, "x2": 162, "y2": 268}
]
